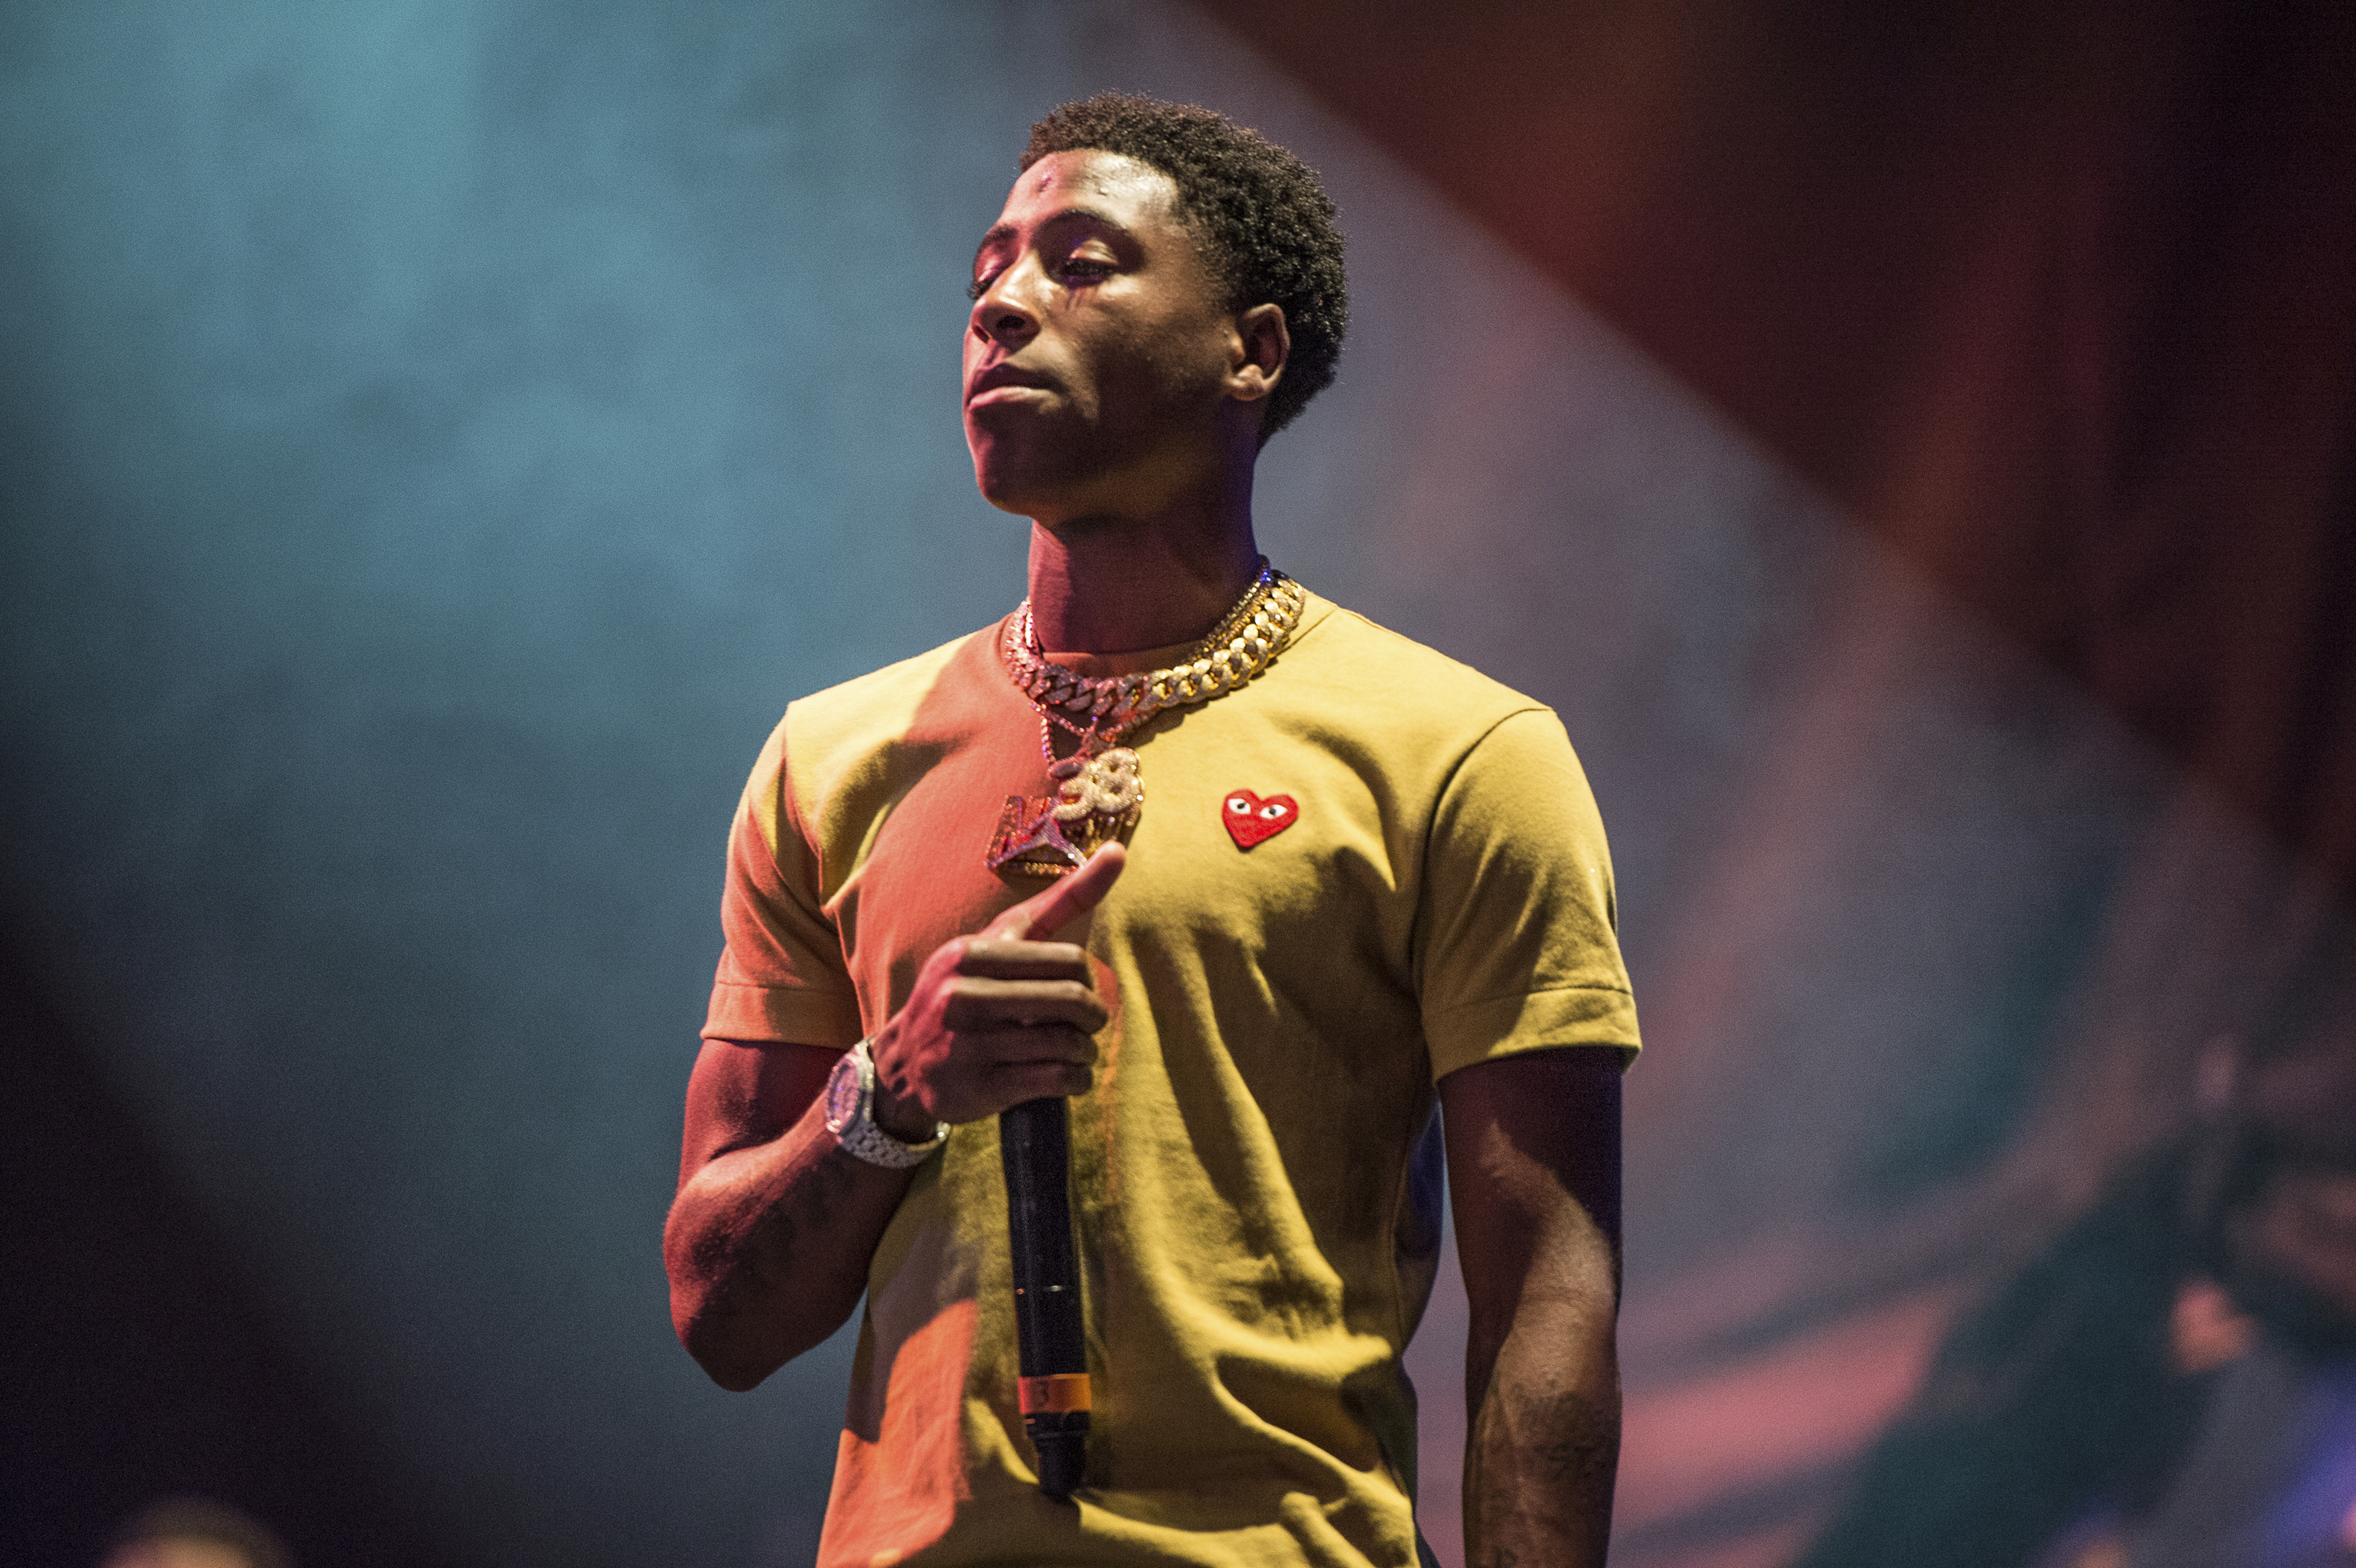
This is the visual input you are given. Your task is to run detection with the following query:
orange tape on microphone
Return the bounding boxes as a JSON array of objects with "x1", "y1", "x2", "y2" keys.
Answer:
[{"x1": 1018, "y1": 1373, "x2": 1094, "y2": 1414}]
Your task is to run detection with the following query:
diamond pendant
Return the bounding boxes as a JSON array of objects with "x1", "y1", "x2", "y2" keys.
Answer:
[{"x1": 986, "y1": 745, "x2": 1144, "y2": 877}]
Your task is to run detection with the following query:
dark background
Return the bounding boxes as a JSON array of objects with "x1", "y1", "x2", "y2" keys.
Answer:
[{"x1": 4, "y1": 3, "x2": 2350, "y2": 1565}]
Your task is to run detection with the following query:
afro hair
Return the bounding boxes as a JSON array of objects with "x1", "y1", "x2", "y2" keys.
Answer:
[{"x1": 1021, "y1": 93, "x2": 1349, "y2": 444}]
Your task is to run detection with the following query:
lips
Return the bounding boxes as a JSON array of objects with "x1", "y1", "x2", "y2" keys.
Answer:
[{"x1": 966, "y1": 363, "x2": 1055, "y2": 406}]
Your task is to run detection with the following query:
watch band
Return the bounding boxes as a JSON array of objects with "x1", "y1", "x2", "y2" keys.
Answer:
[{"x1": 827, "y1": 1038, "x2": 949, "y2": 1169}]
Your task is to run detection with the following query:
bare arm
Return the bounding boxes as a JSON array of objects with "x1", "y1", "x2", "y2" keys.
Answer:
[
  {"x1": 1442, "y1": 1046, "x2": 1624, "y2": 1568},
  {"x1": 663, "y1": 844, "x2": 1126, "y2": 1391}
]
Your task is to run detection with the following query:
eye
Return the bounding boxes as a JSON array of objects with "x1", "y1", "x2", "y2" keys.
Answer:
[
  {"x1": 966, "y1": 268, "x2": 1001, "y2": 303},
  {"x1": 1228, "y1": 797, "x2": 1251, "y2": 813},
  {"x1": 1259, "y1": 803, "x2": 1287, "y2": 820},
  {"x1": 1058, "y1": 256, "x2": 1113, "y2": 285}
]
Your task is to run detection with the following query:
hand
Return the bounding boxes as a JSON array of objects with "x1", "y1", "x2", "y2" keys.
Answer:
[{"x1": 865, "y1": 844, "x2": 1126, "y2": 1135}]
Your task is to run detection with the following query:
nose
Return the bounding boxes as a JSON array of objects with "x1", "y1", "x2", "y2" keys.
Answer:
[{"x1": 970, "y1": 261, "x2": 1040, "y2": 348}]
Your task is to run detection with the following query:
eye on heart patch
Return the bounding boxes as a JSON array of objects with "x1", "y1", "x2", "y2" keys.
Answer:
[{"x1": 1222, "y1": 789, "x2": 1297, "y2": 848}]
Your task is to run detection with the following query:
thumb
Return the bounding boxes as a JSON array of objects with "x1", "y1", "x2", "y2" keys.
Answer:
[{"x1": 988, "y1": 842, "x2": 1127, "y2": 940}]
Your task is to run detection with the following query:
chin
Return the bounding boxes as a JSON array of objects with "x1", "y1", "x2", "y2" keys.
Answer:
[
  {"x1": 974, "y1": 481, "x2": 1037, "y2": 518},
  {"x1": 968, "y1": 450, "x2": 1034, "y2": 514},
  {"x1": 968, "y1": 443, "x2": 1081, "y2": 520}
]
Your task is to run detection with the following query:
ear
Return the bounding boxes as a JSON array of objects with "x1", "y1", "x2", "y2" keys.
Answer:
[{"x1": 1225, "y1": 303, "x2": 1289, "y2": 405}]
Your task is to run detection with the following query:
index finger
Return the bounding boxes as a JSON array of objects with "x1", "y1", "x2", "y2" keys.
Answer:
[{"x1": 987, "y1": 841, "x2": 1127, "y2": 941}]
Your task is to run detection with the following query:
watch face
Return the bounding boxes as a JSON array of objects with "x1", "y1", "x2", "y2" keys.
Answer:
[{"x1": 823, "y1": 1050, "x2": 864, "y2": 1133}]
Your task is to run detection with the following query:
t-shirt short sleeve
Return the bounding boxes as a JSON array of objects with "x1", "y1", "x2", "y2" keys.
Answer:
[
  {"x1": 1415, "y1": 707, "x2": 1640, "y2": 1080},
  {"x1": 701, "y1": 716, "x2": 865, "y2": 1048}
]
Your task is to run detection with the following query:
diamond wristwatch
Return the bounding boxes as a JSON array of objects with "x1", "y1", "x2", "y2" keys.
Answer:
[{"x1": 823, "y1": 1038, "x2": 950, "y2": 1168}]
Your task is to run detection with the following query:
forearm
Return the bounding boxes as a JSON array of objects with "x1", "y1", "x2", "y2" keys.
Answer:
[
  {"x1": 1463, "y1": 1287, "x2": 1620, "y2": 1567},
  {"x1": 668, "y1": 850, "x2": 1122, "y2": 1390},
  {"x1": 664, "y1": 1094, "x2": 918, "y2": 1390},
  {"x1": 1443, "y1": 1047, "x2": 1626, "y2": 1568}
]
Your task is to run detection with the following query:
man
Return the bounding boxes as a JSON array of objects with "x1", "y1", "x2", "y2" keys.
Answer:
[{"x1": 664, "y1": 94, "x2": 1637, "y2": 1568}]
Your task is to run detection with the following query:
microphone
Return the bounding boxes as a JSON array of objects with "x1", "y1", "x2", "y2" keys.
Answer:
[{"x1": 999, "y1": 1094, "x2": 1090, "y2": 1498}]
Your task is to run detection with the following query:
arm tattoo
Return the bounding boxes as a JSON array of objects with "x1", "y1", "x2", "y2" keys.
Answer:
[{"x1": 1514, "y1": 1385, "x2": 1617, "y2": 1485}]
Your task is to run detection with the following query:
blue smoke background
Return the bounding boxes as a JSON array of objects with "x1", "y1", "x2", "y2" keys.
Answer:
[{"x1": 2, "y1": 5, "x2": 1075, "y2": 1559}]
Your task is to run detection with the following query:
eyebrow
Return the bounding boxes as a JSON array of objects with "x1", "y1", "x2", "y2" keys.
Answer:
[{"x1": 971, "y1": 207, "x2": 1134, "y2": 272}]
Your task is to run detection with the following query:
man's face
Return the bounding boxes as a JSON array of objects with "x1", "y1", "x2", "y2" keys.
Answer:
[{"x1": 962, "y1": 150, "x2": 1244, "y2": 522}]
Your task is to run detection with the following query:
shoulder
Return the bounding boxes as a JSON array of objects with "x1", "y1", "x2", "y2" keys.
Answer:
[
  {"x1": 1278, "y1": 593, "x2": 1558, "y2": 754},
  {"x1": 1281, "y1": 595, "x2": 1609, "y2": 863},
  {"x1": 1293, "y1": 595, "x2": 1545, "y2": 714},
  {"x1": 785, "y1": 622, "x2": 1003, "y2": 736},
  {"x1": 741, "y1": 620, "x2": 1009, "y2": 817}
]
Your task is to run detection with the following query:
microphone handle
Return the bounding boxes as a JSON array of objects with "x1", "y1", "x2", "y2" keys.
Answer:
[{"x1": 999, "y1": 1095, "x2": 1090, "y2": 1499}]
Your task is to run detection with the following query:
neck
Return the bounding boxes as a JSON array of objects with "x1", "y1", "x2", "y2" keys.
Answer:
[{"x1": 1023, "y1": 468, "x2": 1262, "y2": 654}]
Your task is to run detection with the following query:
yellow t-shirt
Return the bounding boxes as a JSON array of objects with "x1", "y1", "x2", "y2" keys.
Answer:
[{"x1": 704, "y1": 592, "x2": 1639, "y2": 1567}]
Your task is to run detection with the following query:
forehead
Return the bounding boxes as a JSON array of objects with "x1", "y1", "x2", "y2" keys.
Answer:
[{"x1": 990, "y1": 148, "x2": 1183, "y2": 232}]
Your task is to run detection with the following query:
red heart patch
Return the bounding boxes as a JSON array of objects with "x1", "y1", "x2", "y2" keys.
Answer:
[{"x1": 1221, "y1": 789, "x2": 1298, "y2": 849}]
